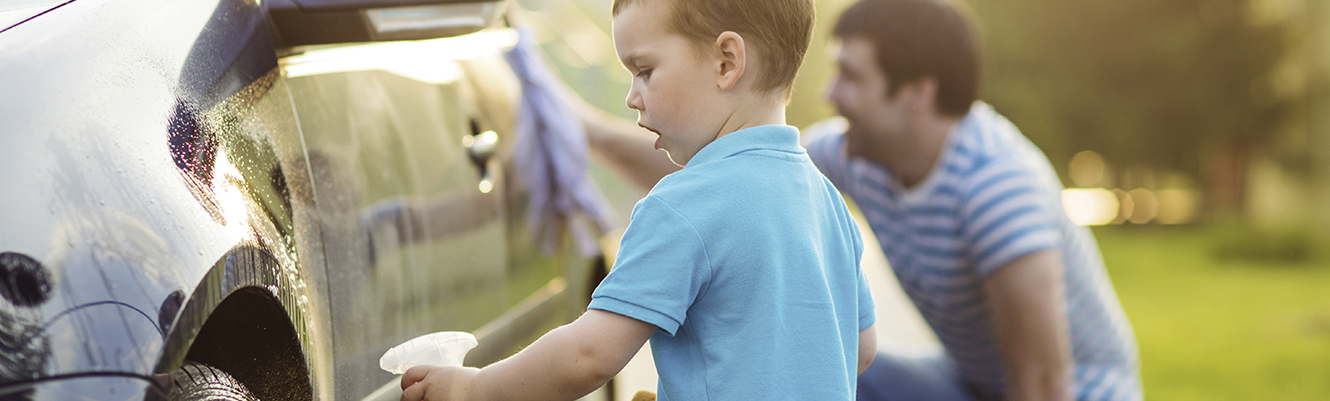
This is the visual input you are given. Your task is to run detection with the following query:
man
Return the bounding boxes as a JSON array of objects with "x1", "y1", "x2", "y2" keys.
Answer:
[{"x1": 577, "y1": 1, "x2": 1140, "y2": 400}]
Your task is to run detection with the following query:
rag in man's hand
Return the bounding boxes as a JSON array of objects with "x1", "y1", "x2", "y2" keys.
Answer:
[{"x1": 504, "y1": 27, "x2": 613, "y2": 256}]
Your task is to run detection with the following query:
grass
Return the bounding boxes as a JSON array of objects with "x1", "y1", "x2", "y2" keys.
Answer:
[{"x1": 1093, "y1": 225, "x2": 1330, "y2": 400}]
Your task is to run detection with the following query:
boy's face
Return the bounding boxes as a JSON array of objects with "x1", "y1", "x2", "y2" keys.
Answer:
[{"x1": 613, "y1": 1, "x2": 726, "y2": 166}]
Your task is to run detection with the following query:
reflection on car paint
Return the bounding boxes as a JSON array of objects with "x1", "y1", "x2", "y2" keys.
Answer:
[
  {"x1": 286, "y1": 57, "x2": 517, "y2": 396},
  {"x1": 279, "y1": 29, "x2": 518, "y2": 80},
  {"x1": 0, "y1": 253, "x2": 51, "y2": 392},
  {"x1": 0, "y1": 252, "x2": 53, "y2": 308},
  {"x1": 156, "y1": 290, "x2": 185, "y2": 335}
]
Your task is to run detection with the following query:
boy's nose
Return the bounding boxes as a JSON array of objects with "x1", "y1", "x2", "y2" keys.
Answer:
[{"x1": 625, "y1": 87, "x2": 644, "y2": 111}]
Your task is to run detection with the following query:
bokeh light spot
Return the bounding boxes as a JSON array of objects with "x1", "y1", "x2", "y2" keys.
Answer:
[{"x1": 1069, "y1": 150, "x2": 1106, "y2": 187}]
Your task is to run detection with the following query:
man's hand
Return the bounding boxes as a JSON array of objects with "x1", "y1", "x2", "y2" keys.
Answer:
[{"x1": 400, "y1": 365, "x2": 481, "y2": 401}]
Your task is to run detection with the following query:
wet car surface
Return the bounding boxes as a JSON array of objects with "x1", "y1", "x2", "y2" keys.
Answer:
[{"x1": 0, "y1": 0, "x2": 606, "y2": 399}]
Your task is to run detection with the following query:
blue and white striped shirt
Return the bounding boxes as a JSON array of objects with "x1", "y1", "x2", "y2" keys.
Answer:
[{"x1": 805, "y1": 103, "x2": 1142, "y2": 401}]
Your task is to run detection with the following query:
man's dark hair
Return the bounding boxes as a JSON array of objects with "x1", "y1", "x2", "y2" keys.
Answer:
[{"x1": 833, "y1": 0, "x2": 980, "y2": 117}]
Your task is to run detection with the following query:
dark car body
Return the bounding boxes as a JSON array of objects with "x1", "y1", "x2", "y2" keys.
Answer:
[{"x1": 0, "y1": 0, "x2": 605, "y2": 399}]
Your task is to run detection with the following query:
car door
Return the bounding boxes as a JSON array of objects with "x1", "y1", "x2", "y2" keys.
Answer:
[{"x1": 281, "y1": 39, "x2": 513, "y2": 398}]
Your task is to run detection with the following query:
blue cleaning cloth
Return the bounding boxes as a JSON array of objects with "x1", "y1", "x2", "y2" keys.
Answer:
[{"x1": 504, "y1": 27, "x2": 614, "y2": 256}]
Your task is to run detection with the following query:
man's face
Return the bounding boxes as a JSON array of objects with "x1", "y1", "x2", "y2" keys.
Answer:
[
  {"x1": 613, "y1": 1, "x2": 725, "y2": 166},
  {"x1": 825, "y1": 37, "x2": 910, "y2": 156}
]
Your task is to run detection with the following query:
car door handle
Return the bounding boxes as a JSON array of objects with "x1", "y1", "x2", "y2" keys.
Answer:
[
  {"x1": 464, "y1": 129, "x2": 498, "y2": 168},
  {"x1": 463, "y1": 120, "x2": 499, "y2": 193}
]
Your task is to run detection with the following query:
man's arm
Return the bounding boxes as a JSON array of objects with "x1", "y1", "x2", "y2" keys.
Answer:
[
  {"x1": 579, "y1": 104, "x2": 680, "y2": 189},
  {"x1": 858, "y1": 324, "x2": 877, "y2": 375},
  {"x1": 982, "y1": 250, "x2": 1073, "y2": 401},
  {"x1": 400, "y1": 309, "x2": 656, "y2": 401},
  {"x1": 553, "y1": 77, "x2": 679, "y2": 189}
]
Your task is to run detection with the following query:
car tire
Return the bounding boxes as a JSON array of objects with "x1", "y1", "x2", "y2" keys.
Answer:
[{"x1": 168, "y1": 361, "x2": 260, "y2": 401}]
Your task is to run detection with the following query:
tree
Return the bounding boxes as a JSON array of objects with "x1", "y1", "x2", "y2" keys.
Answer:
[{"x1": 968, "y1": 0, "x2": 1286, "y2": 193}]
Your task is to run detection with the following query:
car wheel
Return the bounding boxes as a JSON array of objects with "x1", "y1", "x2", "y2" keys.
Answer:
[{"x1": 168, "y1": 361, "x2": 260, "y2": 401}]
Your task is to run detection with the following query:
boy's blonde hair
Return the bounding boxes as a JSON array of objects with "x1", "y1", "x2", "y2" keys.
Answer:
[{"x1": 613, "y1": 0, "x2": 815, "y2": 99}]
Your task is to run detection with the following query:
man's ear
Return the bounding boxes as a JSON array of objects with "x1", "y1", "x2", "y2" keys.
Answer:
[
  {"x1": 714, "y1": 31, "x2": 746, "y2": 91},
  {"x1": 907, "y1": 77, "x2": 939, "y2": 114}
]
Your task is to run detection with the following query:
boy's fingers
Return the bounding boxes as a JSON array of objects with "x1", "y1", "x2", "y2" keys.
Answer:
[
  {"x1": 400, "y1": 382, "x2": 423, "y2": 401},
  {"x1": 400, "y1": 366, "x2": 431, "y2": 390}
]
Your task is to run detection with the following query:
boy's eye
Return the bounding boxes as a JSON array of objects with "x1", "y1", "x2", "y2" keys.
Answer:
[{"x1": 636, "y1": 68, "x2": 653, "y2": 79}]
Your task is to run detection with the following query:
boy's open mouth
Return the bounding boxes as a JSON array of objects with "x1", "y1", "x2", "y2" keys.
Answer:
[{"x1": 639, "y1": 123, "x2": 662, "y2": 149}]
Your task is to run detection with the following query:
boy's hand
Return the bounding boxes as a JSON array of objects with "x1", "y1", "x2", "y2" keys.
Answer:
[
  {"x1": 400, "y1": 365, "x2": 481, "y2": 401},
  {"x1": 397, "y1": 310, "x2": 653, "y2": 401}
]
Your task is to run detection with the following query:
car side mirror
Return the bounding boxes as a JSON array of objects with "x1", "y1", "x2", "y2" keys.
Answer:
[{"x1": 266, "y1": 0, "x2": 506, "y2": 47}]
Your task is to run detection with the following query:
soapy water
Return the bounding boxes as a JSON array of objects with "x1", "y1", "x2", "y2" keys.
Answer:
[{"x1": 379, "y1": 331, "x2": 478, "y2": 374}]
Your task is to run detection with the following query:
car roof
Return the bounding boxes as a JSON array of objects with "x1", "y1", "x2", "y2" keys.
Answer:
[{"x1": 0, "y1": 0, "x2": 71, "y2": 34}]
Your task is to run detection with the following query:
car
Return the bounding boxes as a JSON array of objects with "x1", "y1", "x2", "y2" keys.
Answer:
[{"x1": 0, "y1": 0, "x2": 613, "y2": 399}]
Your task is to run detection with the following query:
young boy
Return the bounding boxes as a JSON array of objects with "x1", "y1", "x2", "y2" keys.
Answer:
[{"x1": 399, "y1": 0, "x2": 876, "y2": 399}]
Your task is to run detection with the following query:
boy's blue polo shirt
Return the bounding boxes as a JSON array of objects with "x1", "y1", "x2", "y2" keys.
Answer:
[{"x1": 590, "y1": 125, "x2": 876, "y2": 400}]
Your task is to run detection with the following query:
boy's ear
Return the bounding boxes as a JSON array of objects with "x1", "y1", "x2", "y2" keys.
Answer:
[{"x1": 714, "y1": 31, "x2": 746, "y2": 91}]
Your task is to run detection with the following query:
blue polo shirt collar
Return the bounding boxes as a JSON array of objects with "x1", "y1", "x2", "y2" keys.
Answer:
[{"x1": 685, "y1": 124, "x2": 803, "y2": 168}]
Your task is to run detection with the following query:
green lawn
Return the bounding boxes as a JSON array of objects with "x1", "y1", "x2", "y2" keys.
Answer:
[{"x1": 1093, "y1": 226, "x2": 1330, "y2": 400}]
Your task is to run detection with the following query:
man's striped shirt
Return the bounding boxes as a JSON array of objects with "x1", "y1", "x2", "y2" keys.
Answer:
[{"x1": 805, "y1": 102, "x2": 1142, "y2": 401}]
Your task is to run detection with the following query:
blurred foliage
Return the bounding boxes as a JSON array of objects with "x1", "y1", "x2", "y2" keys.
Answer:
[
  {"x1": 1208, "y1": 216, "x2": 1324, "y2": 264},
  {"x1": 966, "y1": 0, "x2": 1287, "y2": 179}
]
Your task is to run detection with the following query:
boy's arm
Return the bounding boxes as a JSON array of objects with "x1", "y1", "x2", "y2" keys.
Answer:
[
  {"x1": 400, "y1": 309, "x2": 656, "y2": 401},
  {"x1": 858, "y1": 324, "x2": 877, "y2": 375},
  {"x1": 983, "y1": 250, "x2": 1073, "y2": 401}
]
